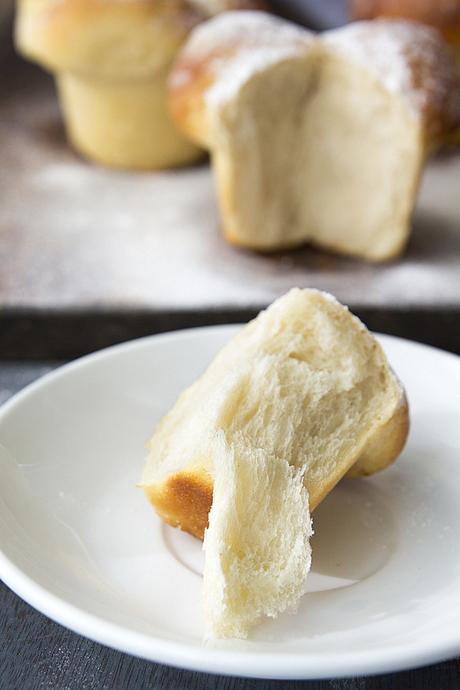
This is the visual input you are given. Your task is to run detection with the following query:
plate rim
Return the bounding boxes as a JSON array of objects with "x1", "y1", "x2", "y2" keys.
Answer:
[{"x1": 0, "y1": 327, "x2": 459, "y2": 679}]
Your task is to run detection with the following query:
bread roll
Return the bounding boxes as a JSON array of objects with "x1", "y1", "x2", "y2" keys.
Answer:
[
  {"x1": 15, "y1": 0, "x2": 265, "y2": 169},
  {"x1": 142, "y1": 288, "x2": 408, "y2": 637},
  {"x1": 169, "y1": 12, "x2": 460, "y2": 259},
  {"x1": 142, "y1": 288, "x2": 408, "y2": 539}
]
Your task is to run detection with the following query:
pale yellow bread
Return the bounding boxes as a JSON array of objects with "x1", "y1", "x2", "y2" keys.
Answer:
[
  {"x1": 142, "y1": 288, "x2": 409, "y2": 541},
  {"x1": 55, "y1": 72, "x2": 201, "y2": 170},
  {"x1": 169, "y1": 12, "x2": 460, "y2": 258},
  {"x1": 202, "y1": 435, "x2": 313, "y2": 638},
  {"x1": 142, "y1": 288, "x2": 409, "y2": 637},
  {"x1": 14, "y1": 0, "x2": 265, "y2": 169}
]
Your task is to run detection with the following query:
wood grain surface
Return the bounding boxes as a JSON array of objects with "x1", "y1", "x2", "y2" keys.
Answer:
[{"x1": 0, "y1": 362, "x2": 460, "y2": 690}]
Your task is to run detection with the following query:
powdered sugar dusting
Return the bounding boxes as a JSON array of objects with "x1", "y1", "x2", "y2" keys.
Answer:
[
  {"x1": 174, "y1": 13, "x2": 460, "y2": 136},
  {"x1": 176, "y1": 11, "x2": 314, "y2": 108},
  {"x1": 324, "y1": 19, "x2": 460, "y2": 131},
  {"x1": 206, "y1": 46, "x2": 311, "y2": 107},
  {"x1": 182, "y1": 12, "x2": 309, "y2": 59}
]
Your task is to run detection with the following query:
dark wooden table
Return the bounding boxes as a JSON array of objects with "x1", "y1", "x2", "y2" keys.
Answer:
[{"x1": 1, "y1": 360, "x2": 460, "y2": 690}]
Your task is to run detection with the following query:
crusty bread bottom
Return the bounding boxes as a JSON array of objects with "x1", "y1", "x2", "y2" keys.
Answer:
[
  {"x1": 145, "y1": 467, "x2": 213, "y2": 540},
  {"x1": 58, "y1": 72, "x2": 203, "y2": 170}
]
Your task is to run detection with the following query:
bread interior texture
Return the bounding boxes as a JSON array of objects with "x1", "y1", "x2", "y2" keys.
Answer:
[
  {"x1": 203, "y1": 436, "x2": 313, "y2": 638},
  {"x1": 212, "y1": 52, "x2": 422, "y2": 260},
  {"x1": 142, "y1": 289, "x2": 405, "y2": 635},
  {"x1": 143, "y1": 289, "x2": 403, "y2": 512}
]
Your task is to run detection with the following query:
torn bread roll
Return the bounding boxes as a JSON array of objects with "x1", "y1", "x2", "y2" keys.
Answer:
[
  {"x1": 142, "y1": 288, "x2": 409, "y2": 637},
  {"x1": 142, "y1": 288, "x2": 408, "y2": 540},
  {"x1": 15, "y1": 0, "x2": 266, "y2": 170},
  {"x1": 169, "y1": 12, "x2": 460, "y2": 259}
]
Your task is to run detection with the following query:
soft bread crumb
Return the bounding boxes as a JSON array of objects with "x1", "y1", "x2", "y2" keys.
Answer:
[
  {"x1": 203, "y1": 434, "x2": 312, "y2": 639},
  {"x1": 142, "y1": 288, "x2": 409, "y2": 637}
]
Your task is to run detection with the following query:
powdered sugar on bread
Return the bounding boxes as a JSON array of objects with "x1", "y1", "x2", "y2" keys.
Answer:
[
  {"x1": 325, "y1": 20, "x2": 460, "y2": 135},
  {"x1": 170, "y1": 11, "x2": 314, "y2": 108}
]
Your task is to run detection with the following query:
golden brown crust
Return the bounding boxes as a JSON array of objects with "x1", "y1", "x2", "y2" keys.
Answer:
[
  {"x1": 145, "y1": 396, "x2": 409, "y2": 541},
  {"x1": 169, "y1": 51, "x2": 219, "y2": 147},
  {"x1": 145, "y1": 468, "x2": 213, "y2": 540}
]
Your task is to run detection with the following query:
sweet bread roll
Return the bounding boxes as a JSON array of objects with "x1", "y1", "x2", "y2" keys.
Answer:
[
  {"x1": 15, "y1": 0, "x2": 266, "y2": 170},
  {"x1": 169, "y1": 12, "x2": 460, "y2": 259},
  {"x1": 142, "y1": 288, "x2": 409, "y2": 637},
  {"x1": 142, "y1": 288, "x2": 408, "y2": 540}
]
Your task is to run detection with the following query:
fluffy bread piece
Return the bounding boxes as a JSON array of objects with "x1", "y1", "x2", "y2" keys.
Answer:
[
  {"x1": 14, "y1": 0, "x2": 264, "y2": 169},
  {"x1": 169, "y1": 13, "x2": 460, "y2": 259},
  {"x1": 142, "y1": 288, "x2": 409, "y2": 543},
  {"x1": 203, "y1": 436, "x2": 312, "y2": 638}
]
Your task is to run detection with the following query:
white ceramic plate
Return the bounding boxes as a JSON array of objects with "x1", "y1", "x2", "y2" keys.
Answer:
[{"x1": 0, "y1": 327, "x2": 459, "y2": 680}]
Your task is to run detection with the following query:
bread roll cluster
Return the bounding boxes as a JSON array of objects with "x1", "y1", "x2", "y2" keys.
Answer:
[{"x1": 15, "y1": 5, "x2": 460, "y2": 258}]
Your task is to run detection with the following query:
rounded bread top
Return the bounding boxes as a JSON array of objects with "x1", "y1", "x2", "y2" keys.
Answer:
[
  {"x1": 324, "y1": 19, "x2": 460, "y2": 142},
  {"x1": 15, "y1": 0, "x2": 266, "y2": 81},
  {"x1": 170, "y1": 12, "x2": 460, "y2": 146},
  {"x1": 169, "y1": 11, "x2": 314, "y2": 143}
]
